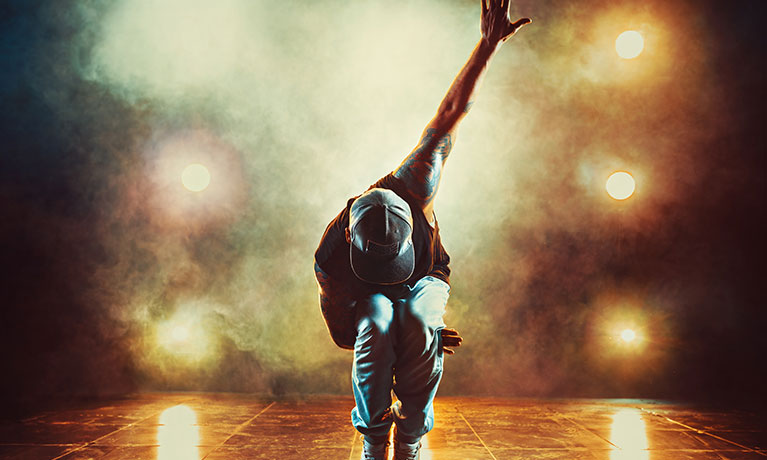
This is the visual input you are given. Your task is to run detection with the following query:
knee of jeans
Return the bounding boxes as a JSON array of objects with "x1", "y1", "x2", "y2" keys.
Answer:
[
  {"x1": 397, "y1": 302, "x2": 433, "y2": 339},
  {"x1": 357, "y1": 293, "x2": 394, "y2": 336}
]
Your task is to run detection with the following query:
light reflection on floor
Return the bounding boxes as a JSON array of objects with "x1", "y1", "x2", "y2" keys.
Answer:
[
  {"x1": 3, "y1": 394, "x2": 764, "y2": 459},
  {"x1": 157, "y1": 405, "x2": 199, "y2": 460},
  {"x1": 610, "y1": 408, "x2": 649, "y2": 460}
]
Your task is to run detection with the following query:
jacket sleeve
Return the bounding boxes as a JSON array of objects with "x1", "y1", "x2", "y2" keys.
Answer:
[{"x1": 428, "y1": 221, "x2": 451, "y2": 284}]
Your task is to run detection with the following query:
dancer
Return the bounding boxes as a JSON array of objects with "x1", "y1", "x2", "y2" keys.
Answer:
[{"x1": 314, "y1": 1, "x2": 530, "y2": 458}]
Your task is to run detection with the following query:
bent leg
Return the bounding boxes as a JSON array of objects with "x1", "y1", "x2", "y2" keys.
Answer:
[
  {"x1": 351, "y1": 293, "x2": 397, "y2": 443},
  {"x1": 392, "y1": 276, "x2": 449, "y2": 441}
]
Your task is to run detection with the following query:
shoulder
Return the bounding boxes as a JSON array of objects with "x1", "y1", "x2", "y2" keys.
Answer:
[
  {"x1": 371, "y1": 173, "x2": 434, "y2": 224},
  {"x1": 315, "y1": 198, "x2": 355, "y2": 266}
]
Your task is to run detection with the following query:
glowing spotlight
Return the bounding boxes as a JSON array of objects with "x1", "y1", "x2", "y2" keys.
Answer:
[
  {"x1": 621, "y1": 328, "x2": 637, "y2": 343},
  {"x1": 171, "y1": 325, "x2": 190, "y2": 343},
  {"x1": 615, "y1": 31, "x2": 644, "y2": 59},
  {"x1": 606, "y1": 171, "x2": 636, "y2": 200},
  {"x1": 181, "y1": 163, "x2": 211, "y2": 192},
  {"x1": 157, "y1": 315, "x2": 209, "y2": 360}
]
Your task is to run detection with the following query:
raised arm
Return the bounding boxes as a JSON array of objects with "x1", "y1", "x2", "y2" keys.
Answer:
[{"x1": 393, "y1": 0, "x2": 531, "y2": 222}]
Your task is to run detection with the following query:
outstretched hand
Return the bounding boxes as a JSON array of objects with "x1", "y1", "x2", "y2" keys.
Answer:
[
  {"x1": 481, "y1": 0, "x2": 531, "y2": 46},
  {"x1": 441, "y1": 328, "x2": 463, "y2": 355}
]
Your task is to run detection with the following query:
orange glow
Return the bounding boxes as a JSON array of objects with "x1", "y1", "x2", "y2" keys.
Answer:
[
  {"x1": 158, "y1": 405, "x2": 199, "y2": 460},
  {"x1": 615, "y1": 31, "x2": 644, "y2": 59},
  {"x1": 609, "y1": 408, "x2": 649, "y2": 460},
  {"x1": 615, "y1": 324, "x2": 644, "y2": 349},
  {"x1": 621, "y1": 328, "x2": 637, "y2": 342},
  {"x1": 157, "y1": 313, "x2": 209, "y2": 360},
  {"x1": 606, "y1": 171, "x2": 636, "y2": 200}
]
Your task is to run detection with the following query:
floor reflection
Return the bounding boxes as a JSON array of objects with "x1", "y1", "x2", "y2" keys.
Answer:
[
  {"x1": 419, "y1": 433, "x2": 431, "y2": 460},
  {"x1": 157, "y1": 405, "x2": 199, "y2": 460},
  {"x1": 609, "y1": 408, "x2": 649, "y2": 460}
]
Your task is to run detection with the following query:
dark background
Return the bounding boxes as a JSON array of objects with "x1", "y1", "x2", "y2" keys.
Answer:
[{"x1": 1, "y1": 0, "x2": 765, "y2": 418}]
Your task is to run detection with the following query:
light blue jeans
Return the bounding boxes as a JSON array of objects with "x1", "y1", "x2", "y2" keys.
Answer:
[{"x1": 350, "y1": 276, "x2": 449, "y2": 444}]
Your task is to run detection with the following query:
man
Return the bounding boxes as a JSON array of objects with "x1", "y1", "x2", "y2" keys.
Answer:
[{"x1": 314, "y1": 1, "x2": 530, "y2": 458}]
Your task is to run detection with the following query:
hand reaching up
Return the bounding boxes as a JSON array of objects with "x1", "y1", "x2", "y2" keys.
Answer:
[{"x1": 481, "y1": 0, "x2": 531, "y2": 46}]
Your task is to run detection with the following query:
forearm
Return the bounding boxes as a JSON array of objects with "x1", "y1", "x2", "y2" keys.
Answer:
[
  {"x1": 393, "y1": 39, "x2": 499, "y2": 212},
  {"x1": 394, "y1": 0, "x2": 530, "y2": 215},
  {"x1": 431, "y1": 38, "x2": 497, "y2": 133}
]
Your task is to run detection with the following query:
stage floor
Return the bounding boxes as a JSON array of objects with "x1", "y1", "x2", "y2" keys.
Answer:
[{"x1": 0, "y1": 393, "x2": 764, "y2": 459}]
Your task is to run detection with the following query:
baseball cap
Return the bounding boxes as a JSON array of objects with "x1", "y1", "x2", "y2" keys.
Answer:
[{"x1": 349, "y1": 188, "x2": 415, "y2": 285}]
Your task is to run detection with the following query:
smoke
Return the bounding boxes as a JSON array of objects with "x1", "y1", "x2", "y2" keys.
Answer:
[
  {"x1": 1, "y1": 0, "x2": 764, "y2": 412},
  {"x1": 58, "y1": 0, "x2": 484, "y2": 395}
]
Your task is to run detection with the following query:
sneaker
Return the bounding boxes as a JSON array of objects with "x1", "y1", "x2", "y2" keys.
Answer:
[
  {"x1": 393, "y1": 437, "x2": 420, "y2": 460},
  {"x1": 361, "y1": 437, "x2": 389, "y2": 460}
]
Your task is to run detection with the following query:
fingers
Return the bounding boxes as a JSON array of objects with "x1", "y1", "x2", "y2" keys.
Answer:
[
  {"x1": 505, "y1": 17, "x2": 531, "y2": 38},
  {"x1": 442, "y1": 342, "x2": 461, "y2": 355},
  {"x1": 484, "y1": 0, "x2": 501, "y2": 11},
  {"x1": 441, "y1": 328, "x2": 463, "y2": 356},
  {"x1": 441, "y1": 330, "x2": 463, "y2": 347},
  {"x1": 513, "y1": 17, "x2": 532, "y2": 28}
]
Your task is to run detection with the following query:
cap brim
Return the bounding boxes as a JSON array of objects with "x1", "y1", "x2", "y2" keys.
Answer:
[{"x1": 350, "y1": 240, "x2": 415, "y2": 285}]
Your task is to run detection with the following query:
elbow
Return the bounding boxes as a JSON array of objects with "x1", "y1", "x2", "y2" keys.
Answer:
[
  {"x1": 431, "y1": 111, "x2": 462, "y2": 134},
  {"x1": 438, "y1": 100, "x2": 464, "y2": 119},
  {"x1": 441, "y1": 100, "x2": 458, "y2": 114}
]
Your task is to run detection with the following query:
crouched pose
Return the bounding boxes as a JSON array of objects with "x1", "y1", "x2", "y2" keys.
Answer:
[{"x1": 314, "y1": 1, "x2": 530, "y2": 458}]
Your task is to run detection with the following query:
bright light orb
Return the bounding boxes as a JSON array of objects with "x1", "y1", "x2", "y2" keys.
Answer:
[
  {"x1": 157, "y1": 315, "x2": 209, "y2": 360},
  {"x1": 615, "y1": 31, "x2": 644, "y2": 59},
  {"x1": 621, "y1": 328, "x2": 637, "y2": 342},
  {"x1": 181, "y1": 163, "x2": 210, "y2": 192},
  {"x1": 171, "y1": 325, "x2": 189, "y2": 343},
  {"x1": 606, "y1": 171, "x2": 636, "y2": 200}
]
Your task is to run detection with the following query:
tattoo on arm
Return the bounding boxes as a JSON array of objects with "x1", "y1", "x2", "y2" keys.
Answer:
[
  {"x1": 393, "y1": 128, "x2": 453, "y2": 206},
  {"x1": 463, "y1": 101, "x2": 474, "y2": 113}
]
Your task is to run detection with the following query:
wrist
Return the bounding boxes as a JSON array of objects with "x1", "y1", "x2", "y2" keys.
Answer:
[{"x1": 479, "y1": 36, "x2": 500, "y2": 53}]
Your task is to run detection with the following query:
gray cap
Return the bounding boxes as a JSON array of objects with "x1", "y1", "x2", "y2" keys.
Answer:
[{"x1": 349, "y1": 188, "x2": 415, "y2": 285}]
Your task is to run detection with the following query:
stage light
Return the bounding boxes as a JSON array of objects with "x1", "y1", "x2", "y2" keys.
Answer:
[
  {"x1": 606, "y1": 171, "x2": 635, "y2": 200},
  {"x1": 621, "y1": 328, "x2": 637, "y2": 343},
  {"x1": 614, "y1": 324, "x2": 644, "y2": 348},
  {"x1": 171, "y1": 325, "x2": 190, "y2": 343},
  {"x1": 615, "y1": 31, "x2": 644, "y2": 59},
  {"x1": 157, "y1": 315, "x2": 209, "y2": 360},
  {"x1": 181, "y1": 163, "x2": 211, "y2": 192},
  {"x1": 144, "y1": 131, "x2": 248, "y2": 229}
]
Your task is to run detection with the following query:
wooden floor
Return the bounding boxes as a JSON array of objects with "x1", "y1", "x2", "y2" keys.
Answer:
[{"x1": 0, "y1": 393, "x2": 764, "y2": 459}]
